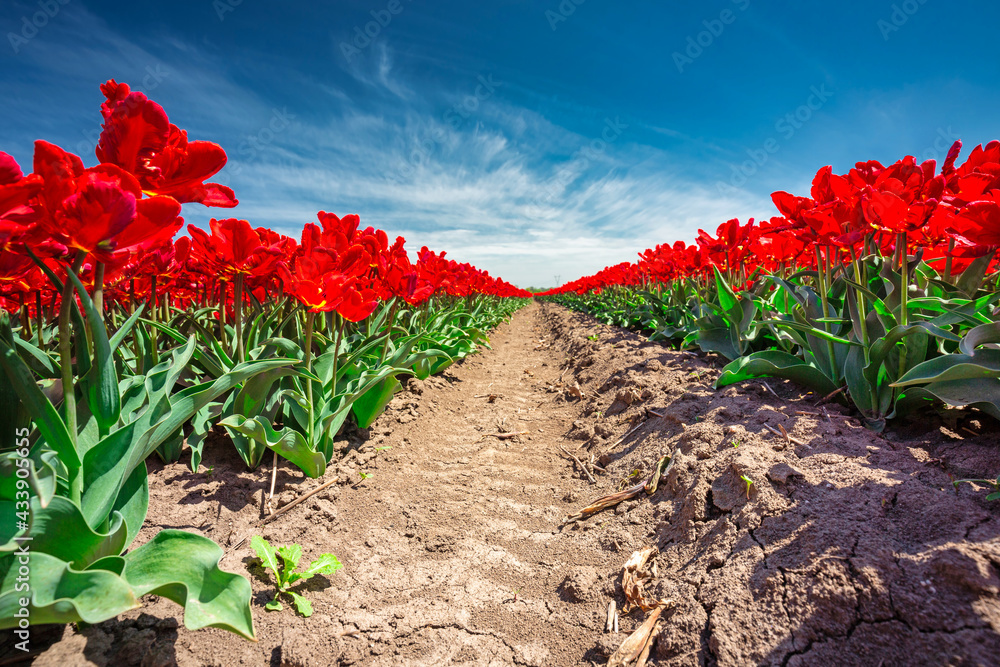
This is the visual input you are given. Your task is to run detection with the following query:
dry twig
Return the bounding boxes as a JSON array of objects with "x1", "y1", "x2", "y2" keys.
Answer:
[
  {"x1": 266, "y1": 450, "x2": 279, "y2": 514},
  {"x1": 760, "y1": 380, "x2": 782, "y2": 400},
  {"x1": 560, "y1": 445, "x2": 597, "y2": 483},
  {"x1": 483, "y1": 430, "x2": 529, "y2": 440},
  {"x1": 608, "y1": 419, "x2": 648, "y2": 450},
  {"x1": 228, "y1": 476, "x2": 340, "y2": 551},
  {"x1": 816, "y1": 384, "x2": 847, "y2": 405},
  {"x1": 763, "y1": 423, "x2": 808, "y2": 447}
]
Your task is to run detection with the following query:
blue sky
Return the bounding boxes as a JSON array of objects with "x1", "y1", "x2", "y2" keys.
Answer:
[{"x1": 3, "y1": 0, "x2": 999, "y2": 287}]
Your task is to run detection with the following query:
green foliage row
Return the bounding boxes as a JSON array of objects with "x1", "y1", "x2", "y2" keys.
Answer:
[
  {"x1": 543, "y1": 254, "x2": 1000, "y2": 431},
  {"x1": 0, "y1": 261, "x2": 526, "y2": 640}
]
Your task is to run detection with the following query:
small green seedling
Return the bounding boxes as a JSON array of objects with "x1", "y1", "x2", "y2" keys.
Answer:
[
  {"x1": 588, "y1": 335, "x2": 599, "y2": 341},
  {"x1": 952, "y1": 475, "x2": 1000, "y2": 501},
  {"x1": 205, "y1": 465, "x2": 215, "y2": 478},
  {"x1": 375, "y1": 446, "x2": 392, "y2": 451},
  {"x1": 512, "y1": 587, "x2": 523, "y2": 602},
  {"x1": 741, "y1": 475, "x2": 754, "y2": 499},
  {"x1": 250, "y1": 536, "x2": 342, "y2": 617},
  {"x1": 359, "y1": 471, "x2": 372, "y2": 480},
  {"x1": 733, "y1": 440, "x2": 741, "y2": 449}
]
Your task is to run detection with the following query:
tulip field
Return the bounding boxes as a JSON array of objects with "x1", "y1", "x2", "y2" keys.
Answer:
[
  {"x1": 0, "y1": 81, "x2": 529, "y2": 641},
  {"x1": 540, "y1": 147, "x2": 1000, "y2": 432},
  {"x1": 2, "y1": 79, "x2": 1000, "y2": 666}
]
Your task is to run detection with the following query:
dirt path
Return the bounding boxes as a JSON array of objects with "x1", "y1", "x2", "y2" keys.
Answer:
[
  {"x1": 13, "y1": 301, "x2": 1000, "y2": 667},
  {"x1": 23, "y1": 303, "x2": 624, "y2": 667}
]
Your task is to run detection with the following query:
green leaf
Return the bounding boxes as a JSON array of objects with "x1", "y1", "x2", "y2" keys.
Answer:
[
  {"x1": 265, "y1": 597, "x2": 283, "y2": 612},
  {"x1": 713, "y1": 266, "x2": 739, "y2": 317},
  {"x1": 288, "y1": 590, "x2": 313, "y2": 617},
  {"x1": 351, "y1": 377, "x2": 401, "y2": 429},
  {"x1": 108, "y1": 305, "x2": 146, "y2": 353},
  {"x1": 0, "y1": 497, "x2": 127, "y2": 571},
  {"x1": 301, "y1": 553, "x2": 342, "y2": 578},
  {"x1": 901, "y1": 377, "x2": 1000, "y2": 421},
  {"x1": 0, "y1": 450, "x2": 60, "y2": 509},
  {"x1": 696, "y1": 325, "x2": 741, "y2": 362},
  {"x1": 112, "y1": 461, "x2": 150, "y2": 549},
  {"x1": 81, "y1": 355, "x2": 297, "y2": 529},
  {"x1": 0, "y1": 330, "x2": 80, "y2": 472},
  {"x1": 0, "y1": 552, "x2": 139, "y2": 628},
  {"x1": 959, "y1": 322, "x2": 1000, "y2": 356},
  {"x1": 844, "y1": 345, "x2": 876, "y2": 415},
  {"x1": 893, "y1": 349, "x2": 1000, "y2": 388},
  {"x1": 187, "y1": 401, "x2": 224, "y2": 473},
  {"x1": 251, "y1": 535, "x2": 279, "y2": 577},
  {"x1": 13, "y1": 337, "x2": 60, "y2": 378},
  {"x1": 119, "y1": 530, "x2": 255, "y2": 640},
  {"x1": 65, "y1": 270, "x2": 120, "y2": 436},
  {"x1": 759, "y1": 319, "x2": 861, "y2": 347},
  {"x1": 277, "y1": 543, "x2": 302, "y2": 573},
  {"x1": 219, "y1": 416, "x2": 326, "y2": 478},
  {"x1": 232, "y1": 366, "x2": 302, "y2": 419},
  {"x1": 956, "y1": 251, "x2": 995, "y2": 296},
  {"x1": 715, "y1": 350, "x2": 840, "y2": 396}
]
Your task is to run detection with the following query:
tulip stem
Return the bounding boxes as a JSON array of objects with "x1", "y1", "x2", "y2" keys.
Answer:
[
  {"x1": 150, "y1": 275, "x2": 159, "y2": 367},
  {"x1": 218, "y1": 281, "x2": 227, "y2": 354},
  {"x1": 331, "y1": 314, "x2": 343, "y2": 398},
  {"x1": 35, "y1": 290, "x2": 43, "y2": 347},
  {"x1": 234, "y1": 273, "x2": 245, "y2": 364},
  {"x1": 19, "y1": 294, "x2": 30, "y2": 339},
  {"x1": 379, "y1": 299, "x2": 400, "y2": 364},
  {"x1": 943, "y1": 238, "x2": 955, "y2": 284},
  {"x1": 303, "y1": 311, "x2": 315, "y2": 446},
  {"x1": 899, "y1": 232, "x2": 909, "y2": 375},
  {"x1": 850, "y1": 246, "x2": 872, "y2": 367},
  {"x1": 815, "y1": 246, "x2": 838, "y2": 381},
  {"x1": 93, "y1": 262, "x2": 105, "y2": 323},
  {"x1": 59, "y1": 250, "x2": 86, "y2": 505}
]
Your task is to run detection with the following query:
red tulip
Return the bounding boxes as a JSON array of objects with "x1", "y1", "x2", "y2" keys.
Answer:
[
  {"x1": 97, "y1": 80, "x2": 237, "y2": 208},
  {"x1": 188, "y1": 218, "x2": 284, "y2": 280}
]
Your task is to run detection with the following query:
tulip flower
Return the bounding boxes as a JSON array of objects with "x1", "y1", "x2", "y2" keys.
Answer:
[{"x1": 96, "y1": 80, "x2": 237, "y2": 208}]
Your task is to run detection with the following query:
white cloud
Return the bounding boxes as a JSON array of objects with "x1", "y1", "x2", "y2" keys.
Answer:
[{"x1": 2, "y1": 3, "x2": 772, "y2": 288}]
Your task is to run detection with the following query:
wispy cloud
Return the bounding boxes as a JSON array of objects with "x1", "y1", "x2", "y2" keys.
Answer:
[{"x1": 0, "y1": 2, "x2": 778, "y2": 287}]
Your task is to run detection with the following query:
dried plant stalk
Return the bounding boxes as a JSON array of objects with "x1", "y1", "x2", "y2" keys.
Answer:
[{"x1": 606, "y1": 602, "x2": 670, "y2": 667}]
